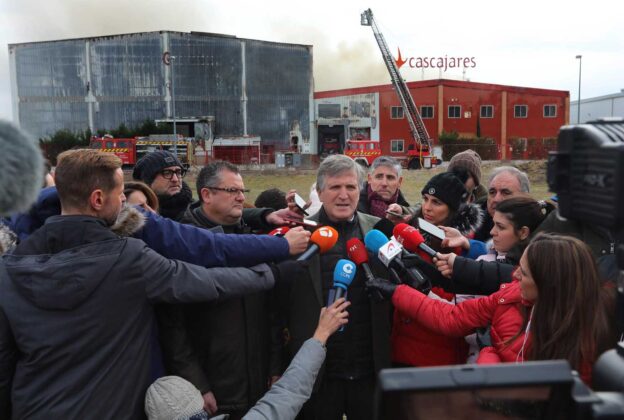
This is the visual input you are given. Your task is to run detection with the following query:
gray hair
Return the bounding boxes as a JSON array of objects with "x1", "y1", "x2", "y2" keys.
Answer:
[
  {"x1": 316, "y1": 155, "x2": 362, "y2": 192},
  {"x1": 370, "y1": 155, "x2": 402, "y2": 177},
  {"x1": 488, "y1": 166, "x2": 530, "y2": 193}
]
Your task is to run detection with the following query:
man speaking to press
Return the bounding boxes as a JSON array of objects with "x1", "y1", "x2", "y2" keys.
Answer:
[{"x1": 278, "y1": 155, "x2": 392, "y2": 420}]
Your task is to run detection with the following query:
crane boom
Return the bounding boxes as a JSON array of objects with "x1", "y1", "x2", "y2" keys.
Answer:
[{"x1": 361, "y1": 8, "x2": 432, "y2": 154}]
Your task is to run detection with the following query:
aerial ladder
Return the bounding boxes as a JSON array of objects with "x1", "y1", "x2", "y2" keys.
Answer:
[{"x1": 361, "y1": 8, "x2": 437, "y2": 169}]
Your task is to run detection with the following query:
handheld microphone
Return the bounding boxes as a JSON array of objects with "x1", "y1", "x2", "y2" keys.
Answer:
[
  {"x1": 346, "y1": 238, "x2": 375, "y2": 282},
  {"x1": 393, "y1": 223, "x2": 438, "y2": 258},
  {"x1": 268, "y1": 226, "x2": 290, "y2": 237},
  {"x1": 329, "y1": 259, "x2": 356, "y2": 330},
  {"x1": 296, "y1": 226, "x2": 338, "y2": 261},
  {"x1": 0, "y1": 120, "x2": 44, "y2": 215},
  {"x1": 364, "y1": 229, "x2": 428, "y2": 289}
]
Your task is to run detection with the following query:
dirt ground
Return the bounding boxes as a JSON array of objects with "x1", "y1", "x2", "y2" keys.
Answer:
[{"x1": 173, "y1": 160, "x2": 551, "y2": 205}]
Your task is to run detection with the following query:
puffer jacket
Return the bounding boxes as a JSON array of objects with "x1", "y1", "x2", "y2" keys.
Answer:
[
  {"x1": 392, "y1": 281, "x2": 530, "y2": 366},
  {"x1": 391, "y1": 202, "x2": 484, "y2": 367}
]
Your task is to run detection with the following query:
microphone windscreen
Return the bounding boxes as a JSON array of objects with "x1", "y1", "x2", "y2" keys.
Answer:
[
  {"x1": 0, "y1": 120, "x2": 44, "y2": 215},
  {"x1": 310, "y1": 226, "x2": 339, "y2": 253},
  {"x1": 364, "y1": 229, "x2": 389, "y2": 253},
  {"x1": 333, "y1": 259, "x2": 357, "y2": 288},
  {"x1": 268, "y1": 226, "x2": 290, "y2": 236},
  {"x1": 393, "y1": 223, "x2": 426, "y2": 252},
  {"x1": 346, "y1": 238, "x2": 369, "y2": 265},
  {"x1": 372, "y1": 218, "x2": 395, "y2": 238}
]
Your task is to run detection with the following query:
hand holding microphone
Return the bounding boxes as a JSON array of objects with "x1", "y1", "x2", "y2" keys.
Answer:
[
  {"x1": 284, "y1": 227, "x2": 311, "y2": 256},
  {"x1": 296, "y1": 226, "x2": 338, "y2": 261}
]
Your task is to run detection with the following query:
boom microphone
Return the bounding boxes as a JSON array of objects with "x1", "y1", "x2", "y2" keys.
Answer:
[
  {"x1": 268, "y1": 226, "x2": 290, "y2": 237},
  {"x1": 393, "y1": 223, "x2": 438, "y2": 258},
  {"x1": 0, "y1": 120, "x2": 44, "y2": 215},
  {"x1": 296, "y1": 226, "x2": 339, "y2": 261}
]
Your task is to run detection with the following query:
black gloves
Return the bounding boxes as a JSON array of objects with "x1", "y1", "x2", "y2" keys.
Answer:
[
  {"x1": 270, "y1": 259, "x2": 310, "y2": 288},
  {"x1": 401, "y1": 251, "x2": 445, "y2": 290},
  {"x1": 365, "y1": 277, "x2": 397, "y2": 301}
]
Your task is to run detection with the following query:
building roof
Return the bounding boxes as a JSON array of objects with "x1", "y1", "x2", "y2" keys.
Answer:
[
  {"x1": 570, "y1": 90, "x2": 624, "y2": 105},
  {"x1": 8, "y1": 30, "x2": 312, "y2": 49},
  {"x1": 314, "y1": 79, "x2": 569, "y2": 99}
]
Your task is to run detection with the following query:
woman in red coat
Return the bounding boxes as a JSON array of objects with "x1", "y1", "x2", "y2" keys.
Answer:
[{"x1": 368, "y1": 233, "x2": 616, "y2": 384}]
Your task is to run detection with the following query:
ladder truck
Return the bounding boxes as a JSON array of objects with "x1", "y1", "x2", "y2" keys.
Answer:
[{"x1": 361, "y1": 8, "x2": 440, "y2": 169}]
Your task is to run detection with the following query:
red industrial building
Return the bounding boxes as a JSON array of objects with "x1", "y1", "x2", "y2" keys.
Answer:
[{"x1": 314, "y1": 79, "x2": 569, "y2": 160}]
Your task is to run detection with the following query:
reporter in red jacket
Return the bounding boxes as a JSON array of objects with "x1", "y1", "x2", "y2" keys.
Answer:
[{"x1": 367, "y1": 233, "x2": 616, "y2": 384}]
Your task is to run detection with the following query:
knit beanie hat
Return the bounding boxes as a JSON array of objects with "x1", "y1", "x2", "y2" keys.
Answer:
[
  {"x1": 447, "y1": 149, "x2": 482, "y2": 186},
  {"x1": 133, "y1": 151, "x2": 183, "y2": 185},
  {"x1": 421, "y1": 172, "x2": 468, "y2": 211},
  {"x1": 145, "y1": 376, "x2": 207, "y2": 420}
]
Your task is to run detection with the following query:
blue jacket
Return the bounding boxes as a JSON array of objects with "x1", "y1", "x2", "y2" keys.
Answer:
[{"x1": 8, "y1": 187, "x2": 290, "y2": 267}]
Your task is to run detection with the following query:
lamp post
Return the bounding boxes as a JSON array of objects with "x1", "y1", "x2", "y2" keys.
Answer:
[{"x1": 576, "y1": 55, "x2": 582, "y2": 123}]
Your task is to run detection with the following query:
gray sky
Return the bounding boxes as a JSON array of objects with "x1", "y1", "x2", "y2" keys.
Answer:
[{"x1": 1, "y1": 0, "x2": 622, "y2": 121}]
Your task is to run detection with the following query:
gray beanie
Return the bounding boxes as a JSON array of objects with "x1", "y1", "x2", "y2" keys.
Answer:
[
  {"x1": 145, "y1": 376, "x2": 206, "y2": 420},
  {"x1": 133, "y1": 151, "x2": 183, "y2": 185}
]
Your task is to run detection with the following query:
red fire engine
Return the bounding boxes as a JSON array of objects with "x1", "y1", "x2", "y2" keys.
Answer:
[{"x1": 90, "y1": 135, "x2": 137, "y2": 165}]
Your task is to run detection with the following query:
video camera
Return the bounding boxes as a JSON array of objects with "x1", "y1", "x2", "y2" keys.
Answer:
[{"x1": 547, "y1": 117, "x2": 624, "y2": 417}]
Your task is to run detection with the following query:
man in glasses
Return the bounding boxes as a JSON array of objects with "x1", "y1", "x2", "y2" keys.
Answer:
[
  {"x1": 133, "y1": 150, "x2": 192, "y2": 221},
  {"x1": 159, "y1": 160, "x2": 309, "y2": 419}
]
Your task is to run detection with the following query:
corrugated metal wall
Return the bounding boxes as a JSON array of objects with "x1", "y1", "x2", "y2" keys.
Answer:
[{"x1": 10, "y1": 31, "x2": 311, "y2": 148}]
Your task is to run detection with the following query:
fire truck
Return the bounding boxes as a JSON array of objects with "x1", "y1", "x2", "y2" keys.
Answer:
[
  {"x1": 90, "y1": 134, "x2": 194, "y2": 166},
  {"x1": 344, "y1": 139, "x2": 382, "y2": 167},
  {"x1": 357, "y1": 9, "x2": 441, "y2": 169}
]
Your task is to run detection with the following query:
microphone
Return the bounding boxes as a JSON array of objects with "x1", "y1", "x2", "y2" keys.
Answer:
[
  {"x1": 346, "y1": 238, "x2": 375, "y2": 282},
  {"x1": 329, "y1": 259, "x2": 356, "y2": 331},
  {"x1": 393, "y1": 223, "x2": 437, "y2": 258},
  {"x1": 268, "y1": 226, "x2": 290, "y2": 237},
  {"x1": 364, "y1": 229, "x2": 428, "y2": 289},
  {"x1": 296, "y1": 226, "x2": 338, "y2": 261},
  {"x1": 0, "y1": 120, "x2": 44, "y2": 215},
  {"x1": 328, "y1": 259, "x2": 357, "y2": 304}
]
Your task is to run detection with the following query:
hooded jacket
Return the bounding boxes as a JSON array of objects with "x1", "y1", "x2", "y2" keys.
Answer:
[{"x1": 0, "y1": 215, "x2": 275, "y2": 420}]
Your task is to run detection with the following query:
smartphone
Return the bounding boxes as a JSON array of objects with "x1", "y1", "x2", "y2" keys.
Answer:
[
  {"x1": 385, "y1": 209, "x2": 404, "y2": 218},
  {"x1": 293, "y1": 193, "x2": 309, "y2": 216},
  {"x1": 282, "y1": 215, "x2": 318, "y2": 228}
]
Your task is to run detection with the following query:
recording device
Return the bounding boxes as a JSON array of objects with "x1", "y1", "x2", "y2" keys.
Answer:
[
  {"x1": 293, "y1": 192, "x2": 310, "y2": 216},
  {"x1": 280, "y1": 215, "x2": 319, "y2": 228},
  {"x1": 372, "y1": 218, "x2": 395, "y2": 239},
  {"x1": 417, "y1": 217, "x2": 445, "y2": 251},
  {"x1": 328, "y1": 259, "x2": 357, "y2": 331},
  {"x1": 364, "y1": 229, "x2": 429, "y2": 291},
  {"x1": 0, "y1": 120, "x2": 44, "y2": 215},
  {"x1": 268, "y1": 226, "x2": 290, "y2": 237},
  {"x1": 393, "y1": 223, "x2": 438, "y2": 259},
  {"x1": 547, "y1": 118, "x2": 624, "y2": 416},
  {"x1": 385, "y1": 209, "x2": 404, "y2": 218},
  {"x1": 374, "y1": 360, "x2": 576, "y2": 420},
  {"x1": 296, "y1": 226, "x2": 338, "y2": 261}
]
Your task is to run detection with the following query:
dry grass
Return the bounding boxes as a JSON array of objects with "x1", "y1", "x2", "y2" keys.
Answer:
[
  {"x1": 122, "y1": 161, "x2": 550, "y2": 203},
  {"x1": 172, "y1": 160, "x2": 551, "y2": 204}
]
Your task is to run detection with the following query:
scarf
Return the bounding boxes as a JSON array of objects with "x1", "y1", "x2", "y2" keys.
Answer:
[
  {"x1": 157, "y1": 182, "x2": 193, "y2": 221},
  {"x1": 367, "y1": 184, "x2": 399, "y2": 218}
]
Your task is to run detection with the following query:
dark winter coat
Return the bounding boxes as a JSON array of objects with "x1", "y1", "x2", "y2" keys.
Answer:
[
  {"x1": 0, "y1": 215, "x2": 275, "y2": 419},
  {"x1": 157, "y1": 202, "x2": 281, "y2": 413},
  {"x1": 279, "y1": 210, "x2": 392, "y2": 390}
]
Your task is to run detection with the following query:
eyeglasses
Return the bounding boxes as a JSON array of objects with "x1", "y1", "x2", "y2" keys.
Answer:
[
  {"x1": 160, "y1": 168, "x2": 186, "y2": 180},
  {"x1": 208, "y1": 186, "x2": 250, "y2": 196}
]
